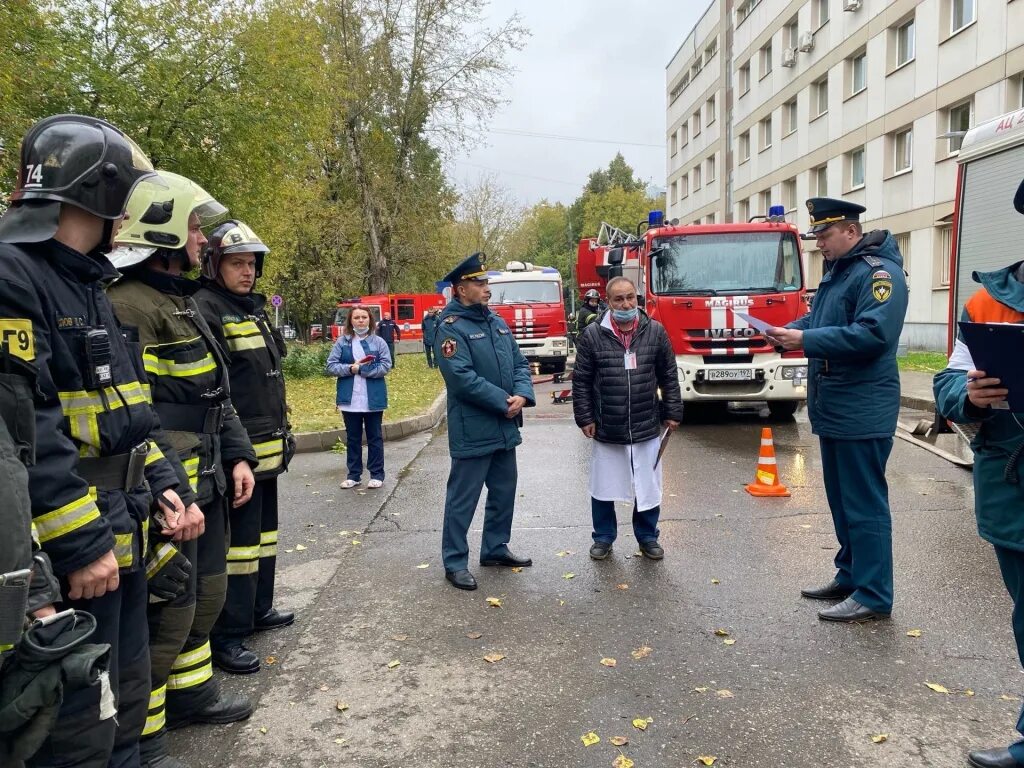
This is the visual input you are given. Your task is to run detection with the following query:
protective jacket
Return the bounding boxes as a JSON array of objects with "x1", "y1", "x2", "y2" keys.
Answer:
[
  {"x1": 934, "y1": 261, "x2": 1024, "y2": 551},
  {"x1": 194, "y1": 281, "x2": 291, "y2": 479},
  {"x1": 572, "y1": 311, "x2": 683, "y2": 444},
  {"x1": 422, "y1": 313, "x2": 438, "y2": 346},
  {"x1": 575, "y1": 304, "x2": 600, "y2": 334},
  {"x1": 787, "y1": 230, "x2": 908, "y2": 439},
  {"x1": 0, "y1": 240, "x2": 190, "y2": 578},
  {"x1": 434, "y1": 300, "x2": 535, "y2": 459},
  {"x1": 326, "y1": 333, "x2": 391, "y2": 411},
  {"x1": 107, "y1": 270, "x2": 256, "y2": 503}
]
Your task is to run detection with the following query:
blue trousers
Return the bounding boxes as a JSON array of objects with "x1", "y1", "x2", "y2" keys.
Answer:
[
  {"x1": 591, "y1": 498, "x2": 660, "y2": 544},
  {"x1": 819, "y1": 436, "x2": 894, "y2": 613},
  {"x1": 993, "y1": 546, "x2": 1024, "y2": 763},
  {"x1": 342, "y1": 410, "x2": 384, "y2": 481},
  {"x1": 442, "y1": 448, "x2": 518, "y2": 571},
  {"x1": 424, "y1": 343, "x2": 435, "y2": 368}
]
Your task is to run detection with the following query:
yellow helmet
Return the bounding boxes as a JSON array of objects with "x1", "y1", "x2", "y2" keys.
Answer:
[{"x1": 109, "y1": 170, "x2": 226, "y2": 271}]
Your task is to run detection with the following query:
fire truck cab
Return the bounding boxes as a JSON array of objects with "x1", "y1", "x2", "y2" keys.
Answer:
[
  {"x1": 486, "y1": 261, "x2": 569, "y2": 375},
  {"x1": 331, "y1": 293, "x2": 445, "y2": 341}
]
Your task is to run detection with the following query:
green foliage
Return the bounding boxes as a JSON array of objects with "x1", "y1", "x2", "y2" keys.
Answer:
[
  {"x1": 568, "y1": 153, "x2": 652, "y2": 243},
  {"x1": 281, "y1": 342, "x2": 333, "y2": 380}
]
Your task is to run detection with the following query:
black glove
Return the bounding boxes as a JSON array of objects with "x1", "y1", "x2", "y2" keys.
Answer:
[
  {"x1": 25, "y1": 552, "x2": 60, "y2": 615},
  {"x1": 145, "y1": 543, "x2": 191, "y2": 602}
]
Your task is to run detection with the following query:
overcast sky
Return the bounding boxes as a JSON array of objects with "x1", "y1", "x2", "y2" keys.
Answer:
[{"x1": 447, "y1": 0, "x2": 704, "y2": 206}]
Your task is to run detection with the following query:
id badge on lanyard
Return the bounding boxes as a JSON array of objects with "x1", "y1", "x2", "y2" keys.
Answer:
[{"x1": 624, "y1": 351, "x2": 637, "y2": 370}]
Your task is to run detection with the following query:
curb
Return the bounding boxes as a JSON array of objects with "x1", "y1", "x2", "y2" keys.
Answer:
[
  {"x1": 292, "y1": 390, "x2": 447, "y2": 454},
  {"x1": 900, "y1": 393, "x2": 934, "y2": 413}
]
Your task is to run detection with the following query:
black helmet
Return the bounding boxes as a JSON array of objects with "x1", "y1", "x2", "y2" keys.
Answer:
[
  {"x1": 584, "y1": 289, "x2": 600, "y2": 300},
  {"x1": 0, "y1": 114, "x2": 157, "y2": 244},
  {"x1": 202, "y1": 220, "x2": 270, "y2": 280}
]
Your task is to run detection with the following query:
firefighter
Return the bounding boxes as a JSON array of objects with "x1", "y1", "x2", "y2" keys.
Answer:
[
  {"x1": 107, "y1": 172, "x2": 256, "y2": 764},
  {"x1": 575, "y1": 289, "x2": 601, "y2": 334},
  {"x1": 0, "y1": 114, "x2": 201, "y2": 767},
  {"x1": 195, "y1": 220, "x2": 296, "y2": 670}
]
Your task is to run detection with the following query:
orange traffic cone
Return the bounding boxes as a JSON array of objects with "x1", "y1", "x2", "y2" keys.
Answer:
[{"x1": 745, "y1": 427, "x2": 790, "y2": 497}]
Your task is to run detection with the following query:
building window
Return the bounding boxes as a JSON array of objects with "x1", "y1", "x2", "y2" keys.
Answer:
[
  {"x1": 936, "y1": 225, "x2": 952, "y2": 286},
  {"x1": 849, "y1": 51, "x2": 867, "y2": 96},
  {"x1": 760, "y1": 40, "x2": 773, "y2": 79},
  {"x1": 848, "y1": 146, "x2": 865, "y2": 189},
  {"x1": 707, "y1": 154, "x2": 716, "y2": 182},
  {"x1": 737, "y1": 0, "x2": 760, "y2": 23},
  {"x1": 895, "y1": 18, "x2": 915, "y2": 67},
  {"x1": 813, "y1": 164, "x2": 828, "y2": 196},
  {"x1": 760, "y1": 190, "x2": 773, "y2": 216},
  {"x1": 739, "y1": 131, "x2": 751, "y2": 162},
  {"x1": 671, "y1": 132, "x2": 678, "y2": 156},
  {"x1": 783, "y1": 98, "x2": 798, "y2": 136},
  {"x1": 706, "y1": 95, "x2": 716, "y2": 125},
  {"x1": 813, "y1": 76, "x2": 829, "y2": 117},
  {"x1": 951, "y1": 0, "x2": 975, "y2": 35},
  {"x1": 739, "y1": 198, "x2": 751, "y2": 222},
  {"x1": 706, "y1": 212, "x2": 717, "y2": 224},
  {"x1": 681, "y1": 174, "x2": 689, "y2": 198},
  {"x1": 693, "y1": 110, "x2": 702, "y2": 136},
  {"x1": 670, "y1": 180, "x2": 678, "y2": 205},
  {"x1": 782, "y1": 178, "x2": 797, "y2": 211},
  {"x1": 812, "y1": 0, "x2": 830, "y2": 29},
  {"x1": 784, "y1": 18, "x2": 799, "y2": 50},
  {"x1": 947, "y1": 100, "x2": 972, "y2": 154},
  {"x1": 739, "y1": 62, "x2": 751, "y2": 95},
  {"x1": 760, "y1": 115, "x2": 773, "y2": 150},
  {"x1": 706, "y1": 38, "x2": 718, "y2": 60},
  {"x1": 693, "y1": 165, "x2": 702, "y2": 190},
  {"x1": 894, "y1": 233, "x2": 911, "y2": 273},
  {"x1": 893, "y1": 127, "x2": 913, "y2": 173},
  {"x1": 680, "y1": 124, "x2": 689, "y2": 147}
]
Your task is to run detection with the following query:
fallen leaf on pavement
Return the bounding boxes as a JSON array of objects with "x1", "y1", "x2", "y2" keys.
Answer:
[
  {"x1": 610, "y1": 736, "x2": 629, "y2": 746},
  {"x1": 906, "y1": 629, "x2": 922, "y2": 638},
  {"x1": 351, "y1": 540, "x2": 361, "y2": 545},
  {"x1": 694, "y1": 686, "x2": 709, "y2": 693},
  {"x1": 713, "y1": 629, "x2": 730, "y2": 637},
  {"x1": 871, "y1": 734, "x2": 888, "y2": 744},
  {"x1": 563, "y1": 573, "x2": 576, "y2": 580},
  {"x1": 799, "y1": 524, "x2": 811, "y2": 529},
  {"x1": 466, "y1": 632, "x2": 483, "y2": 639},
  {"x1": 391, "y1": 634, "x2": 408, "y2": 642},
  {"x1": 711, "y1": 578, "x2": 720, "y2": 584},
  {"x1": 697, "y1": 757, "x2": 717, "y2": 766},
  {"x1": 294, "y1": 544, "x2": 307, "y2": 551},
  {"x1": 925, "y1": 682, "x2": 950, "y2": 694},
  {"x1": 632, "y1": 717, "x2": 653, "y2": 730},
  {"x1": 631, "y1": 646, "x2": 653, "y2": 660},
  {"x1": 612, "y1": 756, "x2": 634, "y2": 768},
  {"x1": 415, "y1": 563, "x2": 430, "y2": 569},
  {"x1": 616, "y1": 583, "x2": 629, "y2": 590},
  {"x1": 723, "y1": 638, "x2": 736, "y2": 646},
  {"x1": 486, "y1": 597, "x2": 502, "y2": 607},
  {"x1": 716, "y1": 689, "x2": 733, "y2": 698},
  {"x1": 319, "y1": 684, "x2": 329, "y2": 691},
  {"x1": 265, "y1": 656, "x2": 277, "y2": 665},
  {"x1": 581, "y1": 732, "x2": 600, "y2": 746},
  {"x1": 556, "y1": 550, "x2": 574, "y2": 557},
  {"x1": 965, "y1": 690, "x2": 975, "y2": 697},
  {"x1": 339, "y1": 530, "x2": 352, "y2": 536},
  {"x1": 558, "y1": 599, "x2": 566, "y2": 606},
  {"x1": 1001, "y1": 694, "x2": 1019, "y2": 701},
  {"x1": 387, "y1": 660, "x2": 400, "y2": 669},
  {"x1": 284, "y1": 549, "x2": 293, "y2": 553},
  {"x1": 600, "y1": 657, "x2": 617, "y2": 667},
  {"x1": 483, "y1": 653, "x2": 505, "y2": 663},
  {"x1": 336, "y1": 701, "x2": 349, "y2": 711},
  {"x1": 259, "y1": 726, "x2": 268, "y2": 734},
  {"x1": 511, "y1": 567, "x2": 524, "y2": 573},
  {"x1": 334, "y1": 738, "x2": 346, "y2": 744}
]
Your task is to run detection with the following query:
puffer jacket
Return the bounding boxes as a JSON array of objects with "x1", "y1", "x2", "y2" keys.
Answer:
[{"x1": 572, "y1": 311, "x2": 683, "y2": 444}]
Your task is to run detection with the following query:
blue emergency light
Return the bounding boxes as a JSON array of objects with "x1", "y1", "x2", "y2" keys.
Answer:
[
  {"x1": 648, "y1": 210, "x2": 665, "y2": 228},
  {"x1": 768, "y1": 205, "x2": 786, "y2": 222}
]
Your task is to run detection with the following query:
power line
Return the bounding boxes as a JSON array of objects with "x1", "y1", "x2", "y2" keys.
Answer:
[
  {"x1": 452, "y1": 159, "x2": 584, "y2": 187},
  {"x1": 491, "y1": 127, "x2": 664, "y2": 149}
]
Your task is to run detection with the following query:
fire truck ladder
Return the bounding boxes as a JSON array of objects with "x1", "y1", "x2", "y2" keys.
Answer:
[{"x1": 597, "y1": 222, "x2": 641, "y2": 247}]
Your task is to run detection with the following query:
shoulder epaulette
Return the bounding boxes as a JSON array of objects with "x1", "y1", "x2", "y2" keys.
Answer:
[
  {"x1": 444, "y1": 315, "x2": 458, "y2": 324},
  {"x1": 861, "y1": 254, "x2": 883, "y2": 268}
]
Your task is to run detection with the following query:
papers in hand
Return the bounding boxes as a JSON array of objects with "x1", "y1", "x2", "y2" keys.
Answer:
[
  {"x1": 654, "y1": 427, "x2": 672, "y2": 468},
  {"x1": 734, "y1": 311, "x2": 773, "y2": 334}
]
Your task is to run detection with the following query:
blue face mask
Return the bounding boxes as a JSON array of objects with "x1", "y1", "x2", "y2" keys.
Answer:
[
  {"x1": 353, "y1": 325, "x2": 370, "y2": 336},
  {"x1": 611, "y1": 307, "x2": 638, "y2": 322}
]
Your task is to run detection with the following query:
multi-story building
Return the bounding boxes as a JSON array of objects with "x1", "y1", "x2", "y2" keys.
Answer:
[{"x1": 667, "y1": 0, "x2": 1024, "y2": 349}]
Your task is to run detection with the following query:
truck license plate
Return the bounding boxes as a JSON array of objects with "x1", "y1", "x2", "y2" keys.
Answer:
[{"x1": 707, "y1": 369, "x2": 753, "y2": 381}]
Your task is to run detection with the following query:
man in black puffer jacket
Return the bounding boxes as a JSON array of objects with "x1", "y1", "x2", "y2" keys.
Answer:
[{"x1": 572, "y1": 276, "x2": 683, "y2": 561}]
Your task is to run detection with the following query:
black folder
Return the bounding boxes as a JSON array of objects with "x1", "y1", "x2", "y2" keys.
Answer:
[{"x1": 958, "y1": 321, "x2": 1024, "y2": 411}]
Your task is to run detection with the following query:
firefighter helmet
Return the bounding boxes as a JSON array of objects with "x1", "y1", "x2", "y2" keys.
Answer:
[
  {"x1": 109, "y1": 171, "x2": 226, "y2": 272},
  {"x1": 202, "y1": 220, "x2": 269, "y2": 280},
  {"x1": 0, "y1": 114, "x2": 159, "y2": 244},
  {"x1": 584, "y1": 289, "x2": 600, "y2": 300}
]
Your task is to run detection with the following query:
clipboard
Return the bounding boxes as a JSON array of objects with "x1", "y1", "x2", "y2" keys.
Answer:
[
  {"x1": 653, "y1": 427, "x2": 672, "y2": 468},
  {"x1": 734, "y1": 311, "x2": 773, "y2": 334},
  {"x1": 958, "y1": 321, "x2": 1024, "y2": 411}
]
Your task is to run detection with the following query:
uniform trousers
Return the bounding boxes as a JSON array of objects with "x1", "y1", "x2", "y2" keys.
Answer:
[
  {"x1": 442, "y1": 448, "x2": 518, "y2": 572},
  {"x1": 27, "y1": 569, "x2": 149, "y2": 768},
  {"x1": 423, "y1": 343, "x2": 435, "y2": 368},
  {"x1": 993, "y1": 545, "x2": 1024, "y2": 764},
  {"x1": 591, "y1": 499, "x2": 660, "y2": 544},
  {"x1": 212, "y1": 478, "x2": 279, "y2": 642},
  {"x1": 819, "y1": 436, "x2": 894, "y2": 614}
]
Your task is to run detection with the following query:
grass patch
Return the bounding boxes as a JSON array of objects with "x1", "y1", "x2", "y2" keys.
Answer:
[
  {"x1": 285, "y1": 351, "x2": 444, "y2": 433},
  {"x1": 898, "y1": 351, "x2": 948, "y2": 373}
]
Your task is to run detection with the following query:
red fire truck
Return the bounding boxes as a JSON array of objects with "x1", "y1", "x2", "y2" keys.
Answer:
[
  {"x1": 330, "y1": 293, "x2": 446, "y2": 341},
  {"x1": 486, "y1": 261, "x2": 569, "y2": 375},
  {"x1": 576, "y1": 210, "x2": 810, "y2": 418}
]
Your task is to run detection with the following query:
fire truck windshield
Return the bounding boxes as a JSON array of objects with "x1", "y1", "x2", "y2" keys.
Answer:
[
  {"x1": 488, "y1": 280, "x2": 561, "y2": 304},
  {"x1": 334, "y1": 305, "x2": 382, "y2": 327},
  {"x1": 649, "y1": 232, "x2": 802, "y2": 296}
]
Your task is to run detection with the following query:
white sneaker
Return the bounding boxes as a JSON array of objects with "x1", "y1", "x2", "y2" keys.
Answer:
[
  {"x1": 367, "y1": 479, "x2": 383, "y2": 489},
  {"x1": 340, "y1": 479, "x2": 359, "y2": 489}
]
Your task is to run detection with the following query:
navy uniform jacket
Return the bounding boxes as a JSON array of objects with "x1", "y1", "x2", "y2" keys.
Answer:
[
  {"x1": 434, "y1": 300, "x2": 535, "y2": 458},
  {"x1": 422, "y1": 313, "x2": 437, "y2": 346},
  {"x1": 787, "y1": 230, "x2": 908, "y2": 439}
]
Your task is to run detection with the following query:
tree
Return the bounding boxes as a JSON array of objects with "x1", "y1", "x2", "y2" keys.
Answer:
[
  {"x1": 580, "y1": 187, "x2": 659, "y2": 242},
  {"x1": 449, "y1": 174, "x2": 524, "y2": 266},
  {"x1": 568, "y1": 153, "x2": 651, "y2": 242}
]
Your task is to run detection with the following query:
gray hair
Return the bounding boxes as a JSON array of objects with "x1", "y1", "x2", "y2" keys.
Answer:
[{"x1": 606, "y1": 276, "x2": 636, "y2": 295}]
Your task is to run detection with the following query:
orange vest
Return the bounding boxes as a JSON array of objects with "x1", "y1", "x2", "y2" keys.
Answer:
[{"x1": 965, "y1": 289, "x2": 1024, "y2": 324}]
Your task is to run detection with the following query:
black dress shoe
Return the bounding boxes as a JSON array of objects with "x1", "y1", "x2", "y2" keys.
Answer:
[
  {"x1": 800, "y1": 578, "x2": 854, "y2": 601},
  {"x1": 166, "y1": 691, "x2": 253, "y2": 730},
  {"x1": 254, "y1": 607, "x2": 295, "y2": 631},
  {"x1": 212, "y1": 643, "x2": 261, "y2": 674},
  {"x1": 817, "y1": 597, "x2": 890, "y2": 623},
  {"x1": 589, "y1": 541, "x2": 613, "y2": 560},
  {"x1": 968, "y1": 748, "x2": 1021, "y2": 768},
  {"x1": 639, "y1": 540, "x2": 664, "y2": 560},
  {"x1": 445, "y1": 569, "x2": 478, "y2": 590},
  {"x1": 480, "y1": 551, "x2": 532, "y2": 567}
]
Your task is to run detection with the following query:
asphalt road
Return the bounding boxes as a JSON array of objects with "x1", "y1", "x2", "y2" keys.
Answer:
[{"x1": 172, "y1": 382, "x2": 1021, "y2": 768}]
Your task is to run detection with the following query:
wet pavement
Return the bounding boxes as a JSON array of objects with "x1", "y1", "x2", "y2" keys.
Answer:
[{"x1": 172, "y1": 380, "x2": 1020, "y2": 768}]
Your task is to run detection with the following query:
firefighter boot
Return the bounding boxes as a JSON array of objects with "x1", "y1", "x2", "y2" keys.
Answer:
[
  {"x1": 211, "y1": 641, "x2": 260, "y2": 674},
  {"x1": 166, "y1": 691, "x2": 253, "y2": 729}
]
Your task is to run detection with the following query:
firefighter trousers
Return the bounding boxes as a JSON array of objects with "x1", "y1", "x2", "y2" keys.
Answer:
[
  {"x1": 26, "y1": 569, "x2": 150, "y2": 768},
  {"x1": 212, "y1": 478, "x2": 279, "y2": 641},
  {"x1": 164, "y1": 494, "x2": 228, "y2": 720}
]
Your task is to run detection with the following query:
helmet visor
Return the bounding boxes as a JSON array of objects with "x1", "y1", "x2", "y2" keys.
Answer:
[{"x1": 194, "y1": 198, "x2": 228, "y2": 226}]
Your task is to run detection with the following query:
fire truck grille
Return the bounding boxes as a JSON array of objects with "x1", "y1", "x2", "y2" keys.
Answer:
[
  {"x1": 703, "y1": 355, "x2": 754, "y2": 365},
  {"x1": 511, "y1": 323, "x2": 550, "y2": 340}
]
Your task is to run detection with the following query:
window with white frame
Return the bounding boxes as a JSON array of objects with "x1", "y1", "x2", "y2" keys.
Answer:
[
  {"x1": 680, "y1": 123, "x2": 689, "y2": 146},
  {"x1": 760, "y1": 115, "x2": 773, "y2": 150},
  {"x1": 785, "y1": 19, "x2": 798, "y2": 50},
  {"x1": 739, "y1": 131, "x2": 751, "y2": 162},
  {"x1": 948, "y1": 100, "x2": 972, "y2": 154},
  {"x1": 707, "y1": 154, "x2": 716, "y2": 182},
  {"x1": 739, "y1": 198, "x2": 751, "y2": 222},
  {"x1": 671, "y1": 132, "x2": 678, "y2": 156},
  {"x1": 706, "y1": 213, "x2": 717, "y2": 224},
  {"x1": 693, "y1": 110, "x2": 702, "y2": 136},
  {"x1": 848, "y1": 146, "x2": 865, "y2": 189},
  {"x1": 706, "y1": 38, "x2": 718, "y2": 59},
  {"x1": 736, "y1": 0, "x2": 760, "y2": 23},
  {"x1": 706, "y1": 95, "x2": 716, "y2": 125},
  {"x1": 850, "y1": 51, "x2": 866, "y2": 95},
  {"x1": 893, "y1": 233, "x2": 911, "y2": 275},
  {"x1": 813, "y1": 76, "x2": 828, "y2": 117},
  {"x1": 783, "y1": 98, "x2": 798, "y2": 135},
  {"x1": 783, "y1": 178, "x2": 797, "y2": 211},
  {"x1": 936, "y1": 225, "x2": 952, "y2": 286},
  {"x1": 739, "y1": 62, "x2": 751, "y2": 95},
  {"x1": 951, "y1": 0, "x2": 975, "y2": 35},
  {"x1": 813, "y1": 0, "x2": 830, "y2": 28},
  {"x1": 670, "y1": 180, "x2": 678, "y2": 205},
  {"x1": 681, "y1": 174, "x2": 689, "y2": 198},
  {"x1": 760, "y1": 40, "x2": 773, "y2": 78},
  {"x1": 760, "y1": 190, "x2": 773, "y2": 216},
  {"x1": 893, "y1": 127, "x2": 912, "y2": 173},
  {"x1": 813, "y1": 164, "x2": 828, "y2": 196},
  {"x1": 693, "y1": 165, "x2": 702, "y2": 190},
  {"x1": 896, "y1": 18, "x2": 915, "y2": 67}
]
